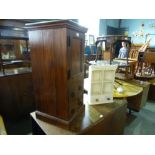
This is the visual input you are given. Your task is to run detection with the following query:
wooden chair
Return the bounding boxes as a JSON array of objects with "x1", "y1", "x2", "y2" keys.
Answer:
[
  {"x1": 135, "y1": 51, "x2": 155, "y2": 79},
  {"x1": 143, "y1": 52, "x2": 155, "y2": 75}
]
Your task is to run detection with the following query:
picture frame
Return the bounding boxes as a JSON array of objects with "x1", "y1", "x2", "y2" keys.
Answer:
[{"x1": 89, "y1": 35, "x2": 95, "y2": 45}]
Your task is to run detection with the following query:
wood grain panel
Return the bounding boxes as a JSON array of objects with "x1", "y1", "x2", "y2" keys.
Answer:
[
  {"x1": 52, "y1": 28, "x2": 68, "y2": 119},
  {"x1": 71, "y1": 38, "x2": 81, "y2": 76},
  {"x1": 29, "y1": 30, "x2": 57, "y2": 116}
]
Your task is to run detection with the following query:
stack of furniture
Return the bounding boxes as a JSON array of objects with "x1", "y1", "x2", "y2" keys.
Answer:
[{"x1": 27, "y1": 20, "x2": 127, "y2": 135}]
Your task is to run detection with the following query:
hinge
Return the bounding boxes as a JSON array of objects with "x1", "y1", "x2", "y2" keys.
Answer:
[
  {"x1": 67, "y1": 36, "x2": 70, "y2": 47},
  {"x1": 67, "y1": 70, "x2": 71, "y2": 79}
]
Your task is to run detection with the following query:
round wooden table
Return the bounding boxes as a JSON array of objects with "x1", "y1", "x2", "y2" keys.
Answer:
[
  {"x1": 149, "y1": 78, "x2": 155, "y2": 86},
  {"x1": 148, "y1": 78, "x2": 155, "y2": 101},
  {"x1": 113, "y1": 79, "x2": 143, "y2": 98}
]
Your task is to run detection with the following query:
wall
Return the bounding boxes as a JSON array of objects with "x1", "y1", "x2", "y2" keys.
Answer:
[
  {"x1": 99, "y1": 19, "x2": 120, "y2": 35},
  {"x1": 121, "y1": 19, "x2": 155, "y2": 47},
  {"x1": 79, "y1": 19, "x2": 99, "y2": 37},
  {"x1": 84, "y1": 19, "x2": 119, "y2": 55}
]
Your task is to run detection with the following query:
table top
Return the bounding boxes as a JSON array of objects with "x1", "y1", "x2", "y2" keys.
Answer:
[
  {"x1": 84, "y1": 78, "x2": 143, "y2": 98},
  {"x1": 112, "y1": 58, "x2": 137, "y2": 67},
  {"x1": 149, "y1": 78, "x2": 155, "y2": 85},
  {"x1": 113, "y1": 58, "x2": 137, "y2": 63},
  {"x1": 113, "y1": 79, "x2": 143, "y2": 98},
  {"x1": 31, "y1": 96, "x2": 127, "y2": 135}
]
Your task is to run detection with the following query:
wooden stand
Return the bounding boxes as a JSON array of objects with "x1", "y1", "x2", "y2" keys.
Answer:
[{"x1": 30, "y1": 98, "x2": 127, "y2": 135}]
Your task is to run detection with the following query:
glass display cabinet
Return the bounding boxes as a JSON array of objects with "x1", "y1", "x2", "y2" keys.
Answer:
[
  {"x1": 96, "y1": 35, "x2": 132, "y2": 63},
  {"x1": 95, "y1": 35, "x2": 136, "y2": 80},
  {"x1": 0, "y1": 26, "x2": 31, "y2": 76}
]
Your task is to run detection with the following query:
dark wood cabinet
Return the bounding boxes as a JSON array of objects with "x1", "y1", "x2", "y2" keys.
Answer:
[
  {"x1": 0, "y1": 21, "x2": 35, "y2": 119},
  {"x1": 0, "y1": 73, "x2": 35, "y2": 118},
  {"x1": 26, "y1": 20, "x2": 87, "y2": 126}
]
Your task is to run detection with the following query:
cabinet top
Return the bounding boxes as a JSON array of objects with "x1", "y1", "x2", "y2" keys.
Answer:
[{"x1": 25, "y1": 20, "x2": 87, "y2": 33}]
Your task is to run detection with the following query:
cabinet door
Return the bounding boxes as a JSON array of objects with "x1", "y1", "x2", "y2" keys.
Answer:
[
  {"x1": 69, "y1": 75, "x2": 83, "y2": 118},
  {"x1": 29, "y1": 28, "x2": 69, "y2": 120},
  {"x1": 0, "y1": 77, "x2": 13, "y2": 117},
  {"x1": 67, "y1": 29, "x2": 85, "y2": 117},
  {"x1": 68, "y1": 30, "x2": 85, "y2": 77},
  {"x1": 29, "y1": 30, "x2": 57, "y2": 116}
]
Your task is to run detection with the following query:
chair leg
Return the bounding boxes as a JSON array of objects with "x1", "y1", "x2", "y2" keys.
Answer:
[{"x1": 128, "y1": 108, "x2": 132, "y2": 115}]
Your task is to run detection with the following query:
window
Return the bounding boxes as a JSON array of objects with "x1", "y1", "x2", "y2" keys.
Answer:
[{"x1": 79, "y1": 19, "x2": 99, "y2": 45}]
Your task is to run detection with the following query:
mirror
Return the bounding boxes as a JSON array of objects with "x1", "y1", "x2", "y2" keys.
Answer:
[{"x1": 0, "y1": 39, "x2": 29, "y2": 61}]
